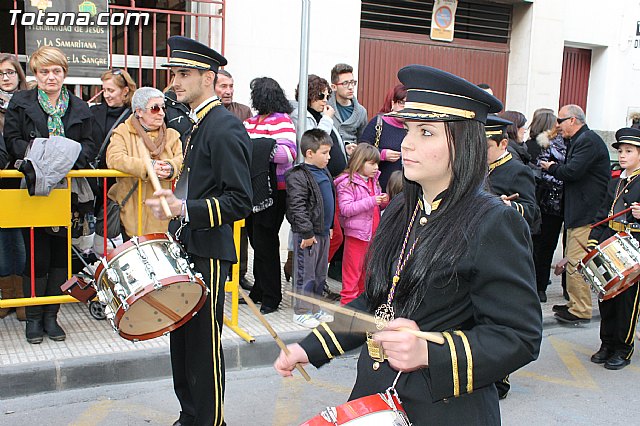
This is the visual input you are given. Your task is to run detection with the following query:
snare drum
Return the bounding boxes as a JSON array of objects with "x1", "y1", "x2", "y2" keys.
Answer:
[
  {"x1": 301, "y1": 389, "x2": 411, "y2": 426},
  {"x1": 93, "y1": 233, "x2": 207, "y2": 341},
  {"x1": 579, "y1": 232, "x2": 640, "y2": 301}
]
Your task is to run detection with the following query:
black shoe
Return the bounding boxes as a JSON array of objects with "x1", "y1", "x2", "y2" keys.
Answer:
[
  {"x1": 239, "y1": 277, "x2": 253, "y2": 291},
  {"x1": 604, "y1": 353, "x2": 631, "y2": 370},
  {"x1": 25, "y1": 319, "x2": 44, "y2": 344},
  {"x1": 554, "y1": 310, "x2": 590, "y2": 324},
  {"x1": 590, "y1": 347, "x2": 613, "y2": 364},
  {"x1": 552, "y1": 304, "x2": 569, "y2": 313},
  {"x1": 537, "y1": 291, "x2": 547, "y2": 303},
  {"x1": 43, "y1": 315, "x2": 66, "y2": 341},
  {"x1": 260, "y1": 305, "x2": 277, "y2": 315},
  {"x1": 323, "y1": 284, "x2": 341, "y2": 301}
]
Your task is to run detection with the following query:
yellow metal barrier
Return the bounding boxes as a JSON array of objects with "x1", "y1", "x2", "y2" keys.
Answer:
[{"x1": 0, "y1": 169, "x2": 253, "y2": 342}]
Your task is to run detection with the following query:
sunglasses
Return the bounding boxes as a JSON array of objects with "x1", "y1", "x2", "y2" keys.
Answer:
[
  {"x1": 557, "y1": 116, "x2": 574, "y2": 124},
  {"x1": 317, "y1": 91, "x2": 332, "y2": 100},
  {"x1": 145, "y1": 104, "x2": 166, "y2": 114}
]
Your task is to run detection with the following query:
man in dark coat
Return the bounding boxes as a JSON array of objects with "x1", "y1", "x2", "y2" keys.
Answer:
[
  {"x1": 540, "y1": 104, "x2": 610, "y2": 324},
  {"x1": 146, "y1": 36, "x2": 252, "y2": 426}
]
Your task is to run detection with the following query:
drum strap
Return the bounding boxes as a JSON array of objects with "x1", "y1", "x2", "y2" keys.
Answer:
[{"x1": 609, "y1": 221, "x2": 640, "y2": 233}]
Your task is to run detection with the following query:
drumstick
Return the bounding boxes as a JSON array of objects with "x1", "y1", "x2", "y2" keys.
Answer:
[
  {"x1": 503, "y1": 193, "x2": 520, "y2": 201},
  {"x1": 590, "y1": 206, "x2": 633, "y2": 229},
  {"x1": 238, "y1": 288, "x2": 312, "y2": 382},
  {"x1": 286, "y1": 291, "x2": 445, "y2": 345},
  {"x1": 136, "y1": 139, "x2": 173, "y2": 218}
]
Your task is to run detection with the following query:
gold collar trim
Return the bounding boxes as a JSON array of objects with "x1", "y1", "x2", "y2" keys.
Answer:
[{"x1": 488, "y1": 152, "x2": 512, "y2": 172}]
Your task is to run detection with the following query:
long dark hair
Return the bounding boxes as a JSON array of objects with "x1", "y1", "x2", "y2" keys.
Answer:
[
  {"x1": 249, "y1": 77, "x2": 293, "y2": 115},
  {"x1": 365, "y1": 119, "x2": 501, "y2": 317}
]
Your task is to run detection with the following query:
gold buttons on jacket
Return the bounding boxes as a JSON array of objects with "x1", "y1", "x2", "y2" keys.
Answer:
[{"x1": 420, "y1": 217, "x2": 428, "y2": 226}]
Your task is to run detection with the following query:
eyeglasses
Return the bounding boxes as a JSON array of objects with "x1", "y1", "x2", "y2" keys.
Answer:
[
  {"x1": 335, "y1": 80, "x2": 357, "y2": 88},
  {"x1": 557, "y1": 116, "x2": 574, "y2": 124},
  {"x1": 317, "y1": 91, "x2": 332, "y2": 100},
  {"x1": 144, "y1": 104, "x2": 166, "y2": 114},
  {"x1": 0, "y1": 70, "x2": 17, "y2": 78}
]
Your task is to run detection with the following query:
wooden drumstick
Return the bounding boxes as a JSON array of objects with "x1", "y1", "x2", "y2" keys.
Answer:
[
  {"x1": 503, "y1": 193, "x2": 520, "y2": 201},
  {"x1": 286, "y1": 291, "x2": 445, "y2": 345},
  {"x1": 136, "y1": 139, "x2": 173, "y2": 218},
  {"x1": 239, "y1": 288, "x2": 312, "y2": 382}
]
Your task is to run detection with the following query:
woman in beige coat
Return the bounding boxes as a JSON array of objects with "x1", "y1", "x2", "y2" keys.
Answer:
[{"x1": 106, "y1": 87, "x2": 182, "y2": 238}]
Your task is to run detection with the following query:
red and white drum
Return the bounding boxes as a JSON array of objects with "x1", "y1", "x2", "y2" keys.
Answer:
[
  {"x1": 301, "y1": 389, "x2": 411, "y2": 426},
  {"x1": 579, "y1": 232, "x2": 640, "y2": 301},
  {"x1": 93, "y1": 233, "x2": 207, "y2": 341}
]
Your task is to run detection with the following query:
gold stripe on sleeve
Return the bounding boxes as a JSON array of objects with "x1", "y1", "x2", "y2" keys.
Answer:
[
  {"x1": 206, "y1": 199, "x2": 215, "y2": 227},
  {"x1": 213, "y1": 197, "x2": 222, "y2": 226},
  {"x1": 454, "y1": 330, "x2": 473, "y2": 394},
  {"x1": 624, "y1": 285, "x2": 640, "y2": 344},
  {"x1": 442, "y1": 331, "x2": 460, "y2": 397},
  {"x1": 312, "y1": 328, "x2": 334, "y2": 359},
  {"x1": 320, "y1": 322, "x2": 344, "y2": 355}
]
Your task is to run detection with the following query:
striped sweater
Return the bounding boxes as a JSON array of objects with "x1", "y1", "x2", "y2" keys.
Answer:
[{"x1": 244, "y1": 112, "x2": 297, "y2": 190}]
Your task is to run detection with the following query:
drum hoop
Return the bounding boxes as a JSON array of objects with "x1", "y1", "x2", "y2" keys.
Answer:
[{"x1": 114, "y1": 274, "x2": 207, "y2": 341}]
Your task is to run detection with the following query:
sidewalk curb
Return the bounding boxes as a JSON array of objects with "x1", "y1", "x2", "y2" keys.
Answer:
[{"x1": 0, "y1": 330, "x2": 309, "y2": 400}]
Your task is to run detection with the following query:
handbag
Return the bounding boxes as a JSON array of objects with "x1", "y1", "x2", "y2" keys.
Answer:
[
  {"x1": 94, "y1": 181, "x2": 139, "y2": 238},
  {"x1": 374, "y1": 115, "x2": 383, "y2": 148}
]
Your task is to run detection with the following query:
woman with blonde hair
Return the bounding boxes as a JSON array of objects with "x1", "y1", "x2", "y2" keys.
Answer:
[
  {"x1": 4, "y1": 46, "x2": 96, "y2": 343},
  {"x1": 106, "y1": 87, "x2": 182, "y2": 239},
  {"x1": 91, "y1": 69, "x2": 136, "y2": 169}
]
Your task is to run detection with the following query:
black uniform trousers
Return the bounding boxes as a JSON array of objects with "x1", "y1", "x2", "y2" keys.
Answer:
[
  {"x1": 598, "y1": 283, "x2": 640, "y2": 358},
  {"x1": 533, "y1": 213, "x2": 564, "y2": 292},
  {"x1": 248, "y1": 189, "x2": 287, "y2": 310},
  {"x1": 170, "y1": 256, "x2": 231, "y2": 426}
]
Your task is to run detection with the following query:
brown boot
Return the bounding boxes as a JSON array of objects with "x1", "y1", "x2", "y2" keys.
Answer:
[
  {"x1": 283, "y1": 250, "x2": 293, "y2": 282},
  {"x1": 13, "y1": 275, "x2": 26, "y2": 321},
  {"x1": 0, "y1": 276, "x2": 15, "y2": 318}
]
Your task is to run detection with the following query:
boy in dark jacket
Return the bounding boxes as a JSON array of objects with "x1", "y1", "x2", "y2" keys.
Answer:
[
  {"x1": 285, "y1": 129, "x2": 335, "y2": 328},
  {"x1": 586, "y1": 127, "x2": 640, "y2": 370}
]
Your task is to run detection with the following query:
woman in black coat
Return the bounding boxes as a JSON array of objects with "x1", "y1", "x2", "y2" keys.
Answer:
[
  {"x1": 4, "y1": 46, "x2": 96, "y2": 345},
  {"x1": 275, "y1": 65, "x2": 542, "y2": 425}
]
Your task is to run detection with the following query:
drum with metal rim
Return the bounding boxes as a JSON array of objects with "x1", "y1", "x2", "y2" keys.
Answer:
[
  {"x1": 93, "y1": 233, "x2": 207, "y2": 341},
  {"x1": 579, "y1": 231, "x2": 640, "y2": 301}
]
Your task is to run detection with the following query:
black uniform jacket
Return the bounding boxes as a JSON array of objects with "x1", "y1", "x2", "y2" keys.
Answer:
[
  {"x1": 165, "y1": 90, "x2": 192, "y2": 148},
  {"x1": 588, "y1": 170, "x2": 640, "y2": 247},
  {"x1": 488, "y1": 152, "x2": 540, "y2": 232},
  {"x1": 169, "y1": 100, "x2": 252, "y2": 262},
  {"x1": 4, "y1": 88, "x2": 96, "y2": 169},
  {"x1": 299, "y1": 197, "x2": 542, "y2": 425},
  {"x1": 548, "y1": 125, "x2": 610, "y2": 228}
]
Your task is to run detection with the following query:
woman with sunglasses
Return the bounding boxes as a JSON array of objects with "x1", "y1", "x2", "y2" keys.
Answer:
[
  {"x1": 4, "y1": 46, "x2": 97, "y2": 344},
  {"x1": 0, "y1": 53, "x2": 28, "y2": 323},
  {"x1": 275, "y1": 65, "x2": 542, "y2": 424},
  {"x1": 106, "y1": 87, "x2": 182, "y2": 239},
  {"x1": 290, "y1": 74, "x2": 348, "y2": 178},
  {"x1": 90, "y1": 69, "x2": 137, "y2": 170}
]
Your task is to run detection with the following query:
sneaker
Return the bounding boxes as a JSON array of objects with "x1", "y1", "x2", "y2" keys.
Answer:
[
  {"x1": 314, "y1": 310, "x2": 334, "y2": 323},
  {"x1": 293, "y1": 313, "x2": 320, "y2": 329}
]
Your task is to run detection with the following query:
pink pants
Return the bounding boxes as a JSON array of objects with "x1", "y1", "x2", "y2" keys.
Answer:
[{"x1": 340, "y1": 236, "x2": 369, "y2": 304}]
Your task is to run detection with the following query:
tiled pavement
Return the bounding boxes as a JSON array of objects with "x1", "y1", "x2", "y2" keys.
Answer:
[{"x1": 0, "y1": 248, "x2": 600, "y2": 397}]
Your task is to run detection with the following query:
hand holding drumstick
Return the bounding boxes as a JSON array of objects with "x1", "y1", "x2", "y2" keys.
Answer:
[{"x1": 136, "y1": 139, "x2": 177, "y2": 219}]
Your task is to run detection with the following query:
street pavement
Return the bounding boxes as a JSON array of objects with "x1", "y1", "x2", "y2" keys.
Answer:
[{"x1": 1, "y1": 323, "x2": 638, "y2": 425}]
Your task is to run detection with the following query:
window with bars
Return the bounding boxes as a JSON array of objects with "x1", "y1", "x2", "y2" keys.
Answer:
[{"x1": 361, "y1": 0, "x2": 512, "y2": 44}]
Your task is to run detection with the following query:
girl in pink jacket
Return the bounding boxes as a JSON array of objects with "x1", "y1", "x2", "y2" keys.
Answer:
[{"x1": 334, "y1": 144, "x2": 388, "y2": 304}]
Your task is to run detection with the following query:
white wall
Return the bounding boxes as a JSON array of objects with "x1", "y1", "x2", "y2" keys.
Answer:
[
  {"x1": 507, "y1": 0, "x2": 640, "y2": 132},
  {"x1": 222, "y1": 0, "x2": 362, "y2": 108}
]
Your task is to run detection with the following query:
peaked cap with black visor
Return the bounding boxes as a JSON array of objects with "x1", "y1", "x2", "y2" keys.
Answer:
[
  {"x1": 613, "y1": 127, "x2": 640, "y2": 149},
  {"x1": 162, "y1": 36, "x2": 227, "y2": 72},
  {"x1": 386, "y1": 65, "x2": 503, "y2": 124},
  {"x1": 485, "y1": 115, "x2": 512, "y2": 139}
]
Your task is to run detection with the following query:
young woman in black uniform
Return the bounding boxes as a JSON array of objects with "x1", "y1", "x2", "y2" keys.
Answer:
[{"x1": 274, "y1": 65, "x2": 543, "y2": 425}]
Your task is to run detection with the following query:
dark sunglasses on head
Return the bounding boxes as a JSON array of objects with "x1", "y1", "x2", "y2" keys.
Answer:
[
  {"x1": 145, "y1": 104, "x2": 166, "y2": 114},
  {"x1": 557, "y1": 116, "x2": 574, "y2": 124},
  {"x1": 317, "y1": 91, "x2": 332, "y2": 100}
]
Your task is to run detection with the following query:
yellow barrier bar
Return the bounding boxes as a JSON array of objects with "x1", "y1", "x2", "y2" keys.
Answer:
[
  {"x1": 0, "y1": 169, "x2": 130, "y2": 178},
  {"x1": 0, "y1": 295, "x2": 80, "y2": 308}
]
